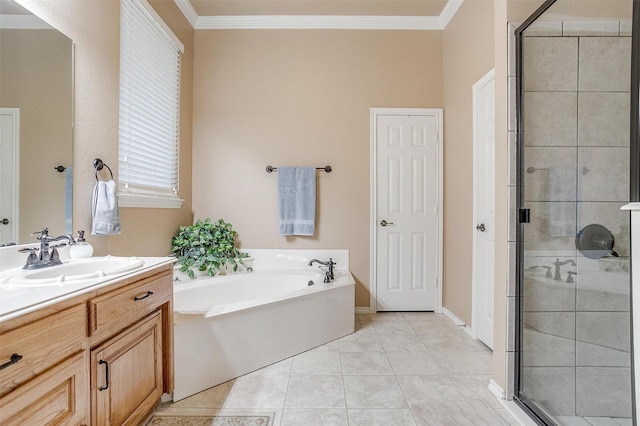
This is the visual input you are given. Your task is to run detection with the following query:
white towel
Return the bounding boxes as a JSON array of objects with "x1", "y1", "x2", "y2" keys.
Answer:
[
  {"x1": 278, "y1": 167, "x2": 316, "y2": 236},
  {"x1": 91, "y1": 180, "x2": 121, "y2": 235}
]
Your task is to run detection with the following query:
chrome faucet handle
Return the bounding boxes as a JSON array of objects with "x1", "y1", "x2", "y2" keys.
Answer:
[
  {"x1": 327, "y1": 258, "x2": 336, "y2": 280},
  {"x1": 31, "y1": 227, "x2": 49, "y2": 239},
  {"x1": 17, "y1": 247, "x2": 38, "y2": 254},
  {"x1": 567, "y1": 271, "x2": 577, "y2": 283},
  {"x1": 49, "y1": 243, "x2": 67, "y2": 261},
  {"x1": 26, "y1": 250, "x2": 39, "y2": 265},
  {"x1": 18, "y1": 247, "x2": 39, "y2": 266}
]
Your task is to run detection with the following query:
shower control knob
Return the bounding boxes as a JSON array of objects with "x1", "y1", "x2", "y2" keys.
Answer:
[
  {"x1": 476, "y1": 223, "x2": 486, "y2": 232},
  {"x1": 380, "y1": 220, "x2": 394, "y2": 227}
]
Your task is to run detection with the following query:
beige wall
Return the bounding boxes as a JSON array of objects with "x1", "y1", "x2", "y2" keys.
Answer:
[
  {"x1": 442, "y1": 0, "x2": 495, "y2": 325},
  {"x1": 192, "y1": 30, "x2": 443, "y2": 306},
  {"x1": 16, "y1": 0, "x2": 194, "y2": 256},
  {"x1": 0, "y1": 28, "x2": 72, "y2": 242}
]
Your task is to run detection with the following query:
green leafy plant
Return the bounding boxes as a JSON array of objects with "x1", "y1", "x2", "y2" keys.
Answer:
[{"x1": 171, "y1": 218, "x2": 248, "y2": 279}]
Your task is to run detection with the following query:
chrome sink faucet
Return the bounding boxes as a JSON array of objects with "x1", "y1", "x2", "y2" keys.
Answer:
[
  {"x1": 309, "y1": 258, "x2": 336, "y2": 283},
  {"x1": 553, "y1": 258, "x2": 576, "y2": 281},
  {"x1": 19, "y1": 227, "x2": 75, "y2": 270}
]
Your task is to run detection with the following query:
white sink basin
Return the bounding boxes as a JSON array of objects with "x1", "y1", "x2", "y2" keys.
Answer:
[{"x1": 0, "y1": 256, "x2": 145, "y2": 287}]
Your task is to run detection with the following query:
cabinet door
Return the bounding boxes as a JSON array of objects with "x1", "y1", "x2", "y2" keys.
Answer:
[
  {"x1": 91, "y1": 312, "x2": 163, "y2": 426},
  {"x1": 0, "y1": 351, "x2": 89, "y2": 425}
]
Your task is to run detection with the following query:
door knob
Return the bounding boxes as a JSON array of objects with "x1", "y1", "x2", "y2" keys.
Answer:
[
  {"x1": 380, "y1": 220, "x2": 394, "y2": 227},
  {"x1": 1, "y1": 218, "x2": 9, "y2": 225},
  {"x1": 476, "y1": 223, "x2": 486, "y2": 232}
]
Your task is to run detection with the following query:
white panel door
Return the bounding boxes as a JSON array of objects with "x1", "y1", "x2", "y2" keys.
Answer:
[
  {"x1": 0, "y1": 109, "x2": 18, "y2": 245},
  {"x1": 472, "y1": 70, "x2": 495, "y2": 349},
  {"x1": 376, "y1": 113, "x2": 440, "y2": 311}
]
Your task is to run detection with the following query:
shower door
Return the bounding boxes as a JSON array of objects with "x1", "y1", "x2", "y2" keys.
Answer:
[{"x1": 516, "y1": 1, "x2": 634, "y2": 424}]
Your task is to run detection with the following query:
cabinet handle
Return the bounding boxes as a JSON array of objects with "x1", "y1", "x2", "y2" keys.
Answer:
[
  {"x1": 0, "y1": 353, "x2": 23, "y2": 370},
  {"x1": 99, "y1": 360, "x2": 109, "y2": 391},
  {"x1": 134, "y1": 291, "x2": 154, "y2": 301}
]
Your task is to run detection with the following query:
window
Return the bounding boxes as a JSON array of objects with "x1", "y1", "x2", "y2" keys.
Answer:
[{"x1": 118, "y1": 0, "x2": 184, "y2": 208}]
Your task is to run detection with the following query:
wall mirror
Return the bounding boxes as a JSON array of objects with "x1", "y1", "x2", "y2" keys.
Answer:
[{"x1": 0, "y1": 0, "x2": 73, "y2": 245}]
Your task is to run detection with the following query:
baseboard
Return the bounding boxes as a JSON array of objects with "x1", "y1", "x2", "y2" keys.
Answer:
[
  {"x1": 441, "y1": 307, "x2": 475, "y2": 338},
  {"x1": 498, "y1": 399, "x2": 540, "y2": 426},
  {"x1": 442, "y1": 306, "x2": 464, "y2": 325},
  {"x1": 355, "y1": 307, "x2": 372, "y2": 314},
  {"x1": 488, "y1": 379, "x2": 505, "y2": 399}
]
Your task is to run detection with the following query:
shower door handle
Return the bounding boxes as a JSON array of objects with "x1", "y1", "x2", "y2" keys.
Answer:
[{"x1": 476, "y1": 223, "x2": 486, "y2": 232}]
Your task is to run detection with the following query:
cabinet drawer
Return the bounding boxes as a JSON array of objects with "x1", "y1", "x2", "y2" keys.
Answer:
[
  {"x1": 89, "y1": 272, "x2": 171, "y2": 339},
  {"x1": 0, "y1": 304, "x2": 86, "y2": 397}
]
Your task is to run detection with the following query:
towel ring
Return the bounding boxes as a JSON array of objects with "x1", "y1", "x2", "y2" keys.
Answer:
[{"x1": 93, "y1": 158, "x2": 113, "y2": 181}]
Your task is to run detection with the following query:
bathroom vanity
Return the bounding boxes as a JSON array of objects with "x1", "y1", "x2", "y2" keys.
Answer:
[{"x1": 0, "y1": 256, "x2": 174, "y2": 425}]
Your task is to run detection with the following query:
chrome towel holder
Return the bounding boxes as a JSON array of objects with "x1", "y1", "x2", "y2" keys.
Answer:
[{"x1": 266, "y1": 165, "x2": 332, "y2": 173}]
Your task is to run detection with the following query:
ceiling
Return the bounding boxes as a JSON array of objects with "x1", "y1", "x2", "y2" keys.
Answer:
[
  {"x1": 175, "y1": 0, "x2": 462, "y2": 30},
  {"x1": 189, "y1": 0, "x2": 450, "y2": 17},
  {"x1": 0, "y1": 0, "x2": 31, "y2": 15}
]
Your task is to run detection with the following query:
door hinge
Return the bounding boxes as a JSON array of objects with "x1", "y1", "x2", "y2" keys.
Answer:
[
  {"x1": 434, "y1": 277, "x2": 438, "y2": 288},
  {"x1": 518, "y1": 208, "x2": 530, "y2": 224}
]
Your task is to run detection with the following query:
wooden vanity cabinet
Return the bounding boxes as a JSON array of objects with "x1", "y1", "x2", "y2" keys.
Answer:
[
  {"x1": 88, "y1": 266, "x2": 173, "y2": 426},
  {"x1": 0, "y1": 263, "x2": 173, "y2": 426}
]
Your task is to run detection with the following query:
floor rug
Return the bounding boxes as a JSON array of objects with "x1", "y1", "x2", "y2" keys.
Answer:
[{"x1": 146, "y1": 414, "x2": 273, "y2": 426}]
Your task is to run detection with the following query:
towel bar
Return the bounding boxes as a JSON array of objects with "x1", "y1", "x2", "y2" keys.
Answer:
[{"x1": 266, "y1": 165, "x2": 332, "y2": 173}]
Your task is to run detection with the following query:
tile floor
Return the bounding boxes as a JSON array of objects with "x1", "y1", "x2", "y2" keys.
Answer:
[{"x1": 154, "y1": 312, "x2": 519, "y2": 425}]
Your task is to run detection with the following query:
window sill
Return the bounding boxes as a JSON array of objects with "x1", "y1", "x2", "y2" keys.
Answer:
[{"x1": 118, "y1": 192, "x2": 184, "y2": 209}]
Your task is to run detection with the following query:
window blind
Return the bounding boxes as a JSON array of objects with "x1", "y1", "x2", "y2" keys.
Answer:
[{"x1": 118, "y1": 0, "x2": 183, "y2": 208}]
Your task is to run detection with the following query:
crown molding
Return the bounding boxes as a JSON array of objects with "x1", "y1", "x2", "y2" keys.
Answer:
[
  {"x1": 0, "y1": 14, "x2": 52, "y2": 29},
  {"x1": 174, "y1": 0, "x2": 198, "y2": 28},
  {"x1": 174, "y1": 0, "x2": 463, "y2": 30},
  {"x1": 439, "y1": 0, "x2": 464, "y2": 28}
]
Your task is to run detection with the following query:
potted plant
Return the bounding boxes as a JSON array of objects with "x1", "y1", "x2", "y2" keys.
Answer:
[{"x1": 171, "y1": 218, "x2": 249, "y2": 279}]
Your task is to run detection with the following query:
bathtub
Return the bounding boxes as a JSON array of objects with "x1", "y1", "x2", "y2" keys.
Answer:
[{"x1": 172, "y1": 249, "x2": 355, "y2": 401}]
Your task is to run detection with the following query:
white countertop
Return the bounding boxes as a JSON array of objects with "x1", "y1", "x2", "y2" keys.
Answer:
[{"x1": 0, "y1": 256, "x2": 175, "y2": 323}]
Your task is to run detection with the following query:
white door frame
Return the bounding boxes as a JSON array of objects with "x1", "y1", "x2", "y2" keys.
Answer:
[
  {"x1": 369, "y1": 107, "x2": 443, "y2": 314},
  {"x1": 0, "y1": 108, "x2": 20, "y2": 244},
  {"x1": 471, "y1": 69, "x2": 495, "y2": 342}
]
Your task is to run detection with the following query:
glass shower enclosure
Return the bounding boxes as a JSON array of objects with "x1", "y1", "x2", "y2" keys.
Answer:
[{"x1": 515, "y1": 0, "x2": 634, "y2": 424}]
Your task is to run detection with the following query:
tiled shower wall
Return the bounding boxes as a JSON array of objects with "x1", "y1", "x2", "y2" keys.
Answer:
[{"x1": 506, "y1": 21, "x2": 632, "y2": 418}]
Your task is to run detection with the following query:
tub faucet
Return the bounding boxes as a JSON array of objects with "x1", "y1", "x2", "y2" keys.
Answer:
[
  {"x1": 553, "y1": 258, "x2": 576, "y2": 281},
  {"x1": 308, "y1": 258, "x2": 336, "y2": 282}
]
